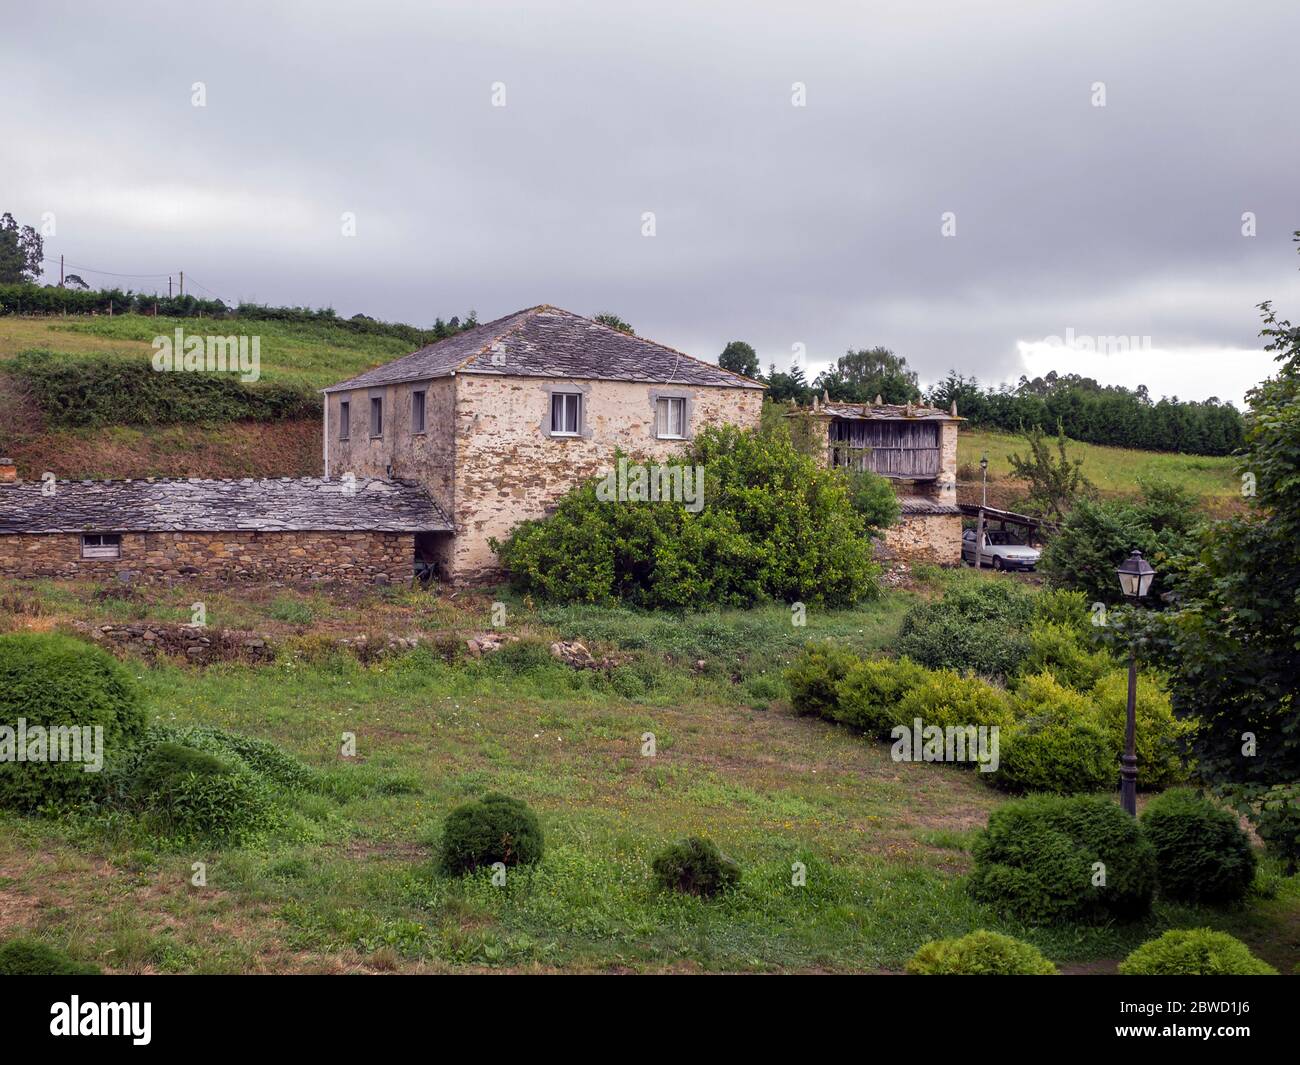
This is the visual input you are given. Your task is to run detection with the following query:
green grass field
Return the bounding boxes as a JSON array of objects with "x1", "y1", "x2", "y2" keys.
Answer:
[
  {"x1": 958, "y1": 428, "x2": 1240, "y2": 505},
  {"x1": 2, "y1": 578, "x2": 1296, "y2": 974}
]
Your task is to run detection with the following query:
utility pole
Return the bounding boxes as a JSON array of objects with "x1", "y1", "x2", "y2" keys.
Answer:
[
  {"x1": 168, "y1": 276, "x2": 173, "y2": 298},
  {"x1": 59, "y1": 255, "x2": 64, "y2": 287},
  {"x1": 179, "y1": 271, "x2": 184, "y2": 297}
]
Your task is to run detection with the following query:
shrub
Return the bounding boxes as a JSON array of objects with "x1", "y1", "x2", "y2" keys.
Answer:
[
  {"x1": 1090, "y1": 670, "x2": 1191, "y2": 791},
  {"x1": 1118, "y1": 929, "x2": 1277, "y2": 975},
  {"x1": 439, "y1": 793, "x2": 544, "y2": 875},
  {"x1": 159, "y1": 725, "x2": 313, "y2": 791},
  {"x1": 494, "y1": 426, "x2": 880, "y2": 609},
  {"x1": 833, "y1": 656, "x2": 930, "y2": 736},
  {"x1": 993, "y1": 672, "x2": 1114, "y2": 794},
  {"x1": 969, "y1": 794, "x2": 1156, "y2": 924},
  {"x1": 0, "y1": 938, "x2": 101, "y2": 976},
  {"x1": 0, "y1": 632, "x2": 145, "y2": 810},
  {"x1": 784, "y1": 641, "x2": 861, "y2": 719},
  {"x1": 895, "y1": 669, "x2": 1014, "y2": 732},
  {"x1": 1019, "y1": 622, "x2": 1112, "y2": 690},
  {"x1": 1033, "y1": 588, "x2": 1093, "y2": 632},
  {"x1": 132, "y1": 742, "x2": 277, "y2": 844},
  {"x1": 906, "y1": 930, "x2": 1057, "y2": 975},
  {"x1": 651, "y1": 836, "x2": 741, "y2": 897},
  {"x1": 896, "y1": 611, "x2": 1030, "y2": 679},
  {"x1": 1140, "y1": 789, "x2": 1256, "y2": 905}
]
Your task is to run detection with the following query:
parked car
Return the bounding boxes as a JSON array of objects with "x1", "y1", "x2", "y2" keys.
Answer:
[{"x1": 962, "y1": 528, "x2": 1040, "y2": 571}]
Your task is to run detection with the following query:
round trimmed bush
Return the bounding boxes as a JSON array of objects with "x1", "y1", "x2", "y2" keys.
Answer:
[
  {"x1": 0, "y1": 632, "x2": 145, "y2": 810},
  {"x1": 895, "y1": 669, "x2": 1014, "y2": 731},
  {"x1": 652, "y1": 836, "x2": 740, "y2": 897},
  {"x1": 132, "y1": 742, "x2": 276, "y2": 844},
  {"x1": 1090, "y1": 670, "x2": 1190, "y2": 791},
  {"x1": 995, "y1": 672, "x2": 1113, "y2": 794},
  {"x1": 1140, "y1": 789, "x2": 1256, "y2": 905},
  {"x1": 832, "y1": 655, "x2": 929, "y2": 736},
  {"x1": 784, "y1": 641, "x2": 860, "y2": 719},
  {"x1": 1118, "y1": 929, "x2": 1277, "y2": 975},
  {"x1": 969, "y1": 794, "x2": 1156, "y2": 924},
  {"x1": 159, "y1": 725, "x2": 313, "y2": 791},
  {"x1": 906, "y1": 930, "x2": 1057, "y2": 975},
  {"x1": 439, "y1": 793, "x2": 544, "y2": 875},
  {"x1": 0, "y1": 938, "x2": 100, "y2": 975}
]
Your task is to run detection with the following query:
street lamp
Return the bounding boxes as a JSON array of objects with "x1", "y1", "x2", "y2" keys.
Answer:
[
  {"x1": 979, "y1": 454, "x2": 989, "y2": 508},
  {"x1": 1116, "y1": 550, "x2": 1156, "y2": 815}
]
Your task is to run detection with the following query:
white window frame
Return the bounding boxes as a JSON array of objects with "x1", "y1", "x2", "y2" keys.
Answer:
[
  {"x1": 411, "y1": 389, "x2": 426, "y2": 434},
  {"x1": 370, "y1": 396, "x2": 384, "y2": 438},
  {"x1": 81, "y1": 533, "x2": 121, "y2": 560},
  {"x1": 550, "y1": 392, "x2": 582, "y2": 437},
  {"x1": 655, "y1": 396, "x2": 687, "y2": 439},
  {"x1": 338, "y1": 399, "x2": 350, "y2": 441}
]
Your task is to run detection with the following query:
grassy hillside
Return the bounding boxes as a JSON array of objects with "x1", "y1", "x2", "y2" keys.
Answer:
[
  {"x1": 0, "y1": 314, "x2": 419, "y2": 389},
  {"x1": 958, "y1": 428, "x2": 1240, "y2": 508}
]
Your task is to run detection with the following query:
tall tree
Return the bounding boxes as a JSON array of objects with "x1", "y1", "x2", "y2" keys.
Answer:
[
  {"x1": 1006, "y1": 423, "x2": 1093, "y2": 521},
  {"x1": 718, "y1": 340, "x2": 759, "y2": 378},
  {"x1": 814, "y1": 345, "x2": 920, "y2": 404},
  {"x1": 0, "y1": 213, "x2": 44, "y2": 284}
]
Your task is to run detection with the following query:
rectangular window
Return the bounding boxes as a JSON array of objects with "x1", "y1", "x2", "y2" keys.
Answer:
[
  {"x1": 655, "y1": 396, "x2": 687, "y2": 439},
  {"x1": 550, "y1": 392, "x2": 581, "y2": 436},
  {"x1": 370, "y1": 396, "x2": 383, "y2": 437},
  {"x1": 81, "y1": 533, "x2": 121, "y2": 560},
  {"x1": 411, "y1": 389, "x2": 426, "y2": 434},
  {"x1": 338, "y1": 399, "x2": 350, "y2": 440}
]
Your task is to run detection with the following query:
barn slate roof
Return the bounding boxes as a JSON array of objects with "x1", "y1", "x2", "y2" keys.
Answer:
[
  {"x1": 0, "y1": 477, "x2": 452, "y2": 534},
  {"x1": 898, "y1": 496, "x2": 962, "y2": 516},
  {"x1": 322, "y1": 305, "x2": 766, "y2": 393},
  {"x1": 805, "y1": 402, "x2": 960, "y2": 421}
]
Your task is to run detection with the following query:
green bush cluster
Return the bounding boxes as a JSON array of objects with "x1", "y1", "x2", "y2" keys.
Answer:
[
  {"x1": 969, "y1": 795, "x2": 1157, "y2": 924},
  {"x1": 130, "y1": 740, "x2": 277, "y2": 845},
  {"x1": 651, "y1": 836, "x2": 741, "y2": 898},
  {"x1": 999, "y1": 674, "x2": 1115, "y2": 794},
  {"x1": 493, "y1": 426, "x2": 881, "y2": 610},
  {"x1": 7, "y1": 350, "x2": 317, "y2": 428},
  {"x1": 906, "y1": 930, "x2": 1057, "y2": 975},
  {"x1": 1140, "y1": 789, "x2": 1256, "y2": 905},
  {"x1": 439, "y1": 793, "x2": 544, "y2": 875},
  {"x1": 0, "y1": 632, "x2": 145, "y2": 811},
  {"x1": 1118, "y1": 929, "x2": 1277, "y2": 975},
  {"x1": 0, "y1": 938, "x2": 101, "y2": 976}
]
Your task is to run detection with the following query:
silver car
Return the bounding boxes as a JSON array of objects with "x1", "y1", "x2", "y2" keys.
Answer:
[{"x1": 962, "y1": 529, "x2": 1041, "y2": 571}]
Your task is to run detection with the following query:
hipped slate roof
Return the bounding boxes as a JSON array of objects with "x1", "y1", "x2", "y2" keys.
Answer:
[
  {"x1": 0, "y1": 477, "x2": 452, "y2": 534},
  {"x1": 323, "y1": 305, "x2": 766, "y2": 393}
]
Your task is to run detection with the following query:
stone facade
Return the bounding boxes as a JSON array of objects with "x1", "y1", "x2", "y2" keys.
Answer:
[
  {"x1": 0, "y1": 530, "x2": 413, "y2": 583},
  {"x1": 879, "y1": 512, "x2": 962, "y2": 565},
  {"x1": 326, "y1": 372, "x2": 764, "y2": 582}
]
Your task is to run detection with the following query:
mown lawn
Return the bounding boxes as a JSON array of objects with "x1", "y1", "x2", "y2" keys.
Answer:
[{"x1": 2, "y1": 580, "x2": 1296, "y2": 974}]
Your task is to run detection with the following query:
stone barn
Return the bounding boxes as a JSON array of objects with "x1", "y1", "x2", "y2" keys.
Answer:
[{"x1": 791, "y1": 397, "x2": 963, "y2": 564}]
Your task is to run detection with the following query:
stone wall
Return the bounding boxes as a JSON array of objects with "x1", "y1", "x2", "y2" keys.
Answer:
[
  {"x1": 447, "y1": 374, "x2": 764, "y2": 581},
  {"x1": 0, "y1": 530, "x2": 413, "y2": 583},
  {"x1": 879, "y1": 513, "x2": 962, "y2": 565}
]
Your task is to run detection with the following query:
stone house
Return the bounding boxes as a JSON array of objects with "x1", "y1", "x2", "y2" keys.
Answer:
[
  {"x1": 322, "y1": 305, "x2": 766, "y2": 582},
  {"x1": 792, "y1": 397, "x2": 963, "y2": 564},
  {"x1": 0, "y1": 306, "x2": 764, "y2": 584}
]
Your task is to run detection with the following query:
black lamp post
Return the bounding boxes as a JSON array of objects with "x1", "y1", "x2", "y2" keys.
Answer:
[{"x1": 1116, "y1": 550, "x2": 1156, "y2": 815}]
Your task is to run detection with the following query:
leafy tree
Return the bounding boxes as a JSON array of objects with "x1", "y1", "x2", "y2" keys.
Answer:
[
  {"x1": 63, "y1": 273, "x2": 89, "y2": 290},
  {"x1": 1006, "y1": 424, "x2": 1093, "y2": 521},
  {"x1": 765, "y1": 361, "x2": 812, "y2": 405},
  {"x1": 593, "y1": 312, "x2": 634, "y2": 335},
  {"x1": 718, "y1": 340, "x2": 759, "y2": 378},
  {"x1": 815, "y1": 346, "x2": 921, "y2": 404},
  {"x1": 0, "y1": 213, "x2": 43, "y2": 284},
  {"x1": 1143, "y1": 239, "x2": 1300, "y2": 866}
]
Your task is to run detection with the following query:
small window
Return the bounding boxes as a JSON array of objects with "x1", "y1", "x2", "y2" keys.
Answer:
[
  {"x1": 550, "y1": 392, "x2": 581, "y2": 436},
  {"x1": 655, "y1": 396, "x2": 686, "y2": 439},
  {"x1": 81, "y1": 533, "x2": 121, "y2": 560},
  {"x1": 411, "y1": 389, "x2": 426, "y2": 434},
  {"x1": 338, "y1": 399, "x2": 350, "y2": 441},
  {"x1": 370, "y1": 397, "x2": 383, "y2": 437}
]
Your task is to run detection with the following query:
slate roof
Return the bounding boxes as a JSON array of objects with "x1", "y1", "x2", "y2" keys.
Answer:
[
  {"x1": 322, "y1": 306, "x2": 766, "y2": 393},
  {"x1": 0, "y1": 477, "x2": 452, "y2": 534},
  {"x1": 808, "y1": 402, "x2": 960, "y2": 421},
  {"x1": 898, "y1": 496, "x2": 962, "y2": 516}
]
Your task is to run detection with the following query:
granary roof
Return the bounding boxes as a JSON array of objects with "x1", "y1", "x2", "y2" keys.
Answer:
[
  {"x1": 789, "y1": 400, "x2": 961, "y2": 421},
  {"x1": 0, "y1": 477, "x2": 452, "y2": 534},
  {"x1": 897, "y1": 496, "x2": 962, "y2": 516},
  {"x1": 322, "y1": 306, "x2": 766, "y2": 393}
]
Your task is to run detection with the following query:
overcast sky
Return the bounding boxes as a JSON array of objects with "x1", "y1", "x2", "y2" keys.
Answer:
[{"x1": 5, "y1": 1, "x2": 1299, "y2": 406}]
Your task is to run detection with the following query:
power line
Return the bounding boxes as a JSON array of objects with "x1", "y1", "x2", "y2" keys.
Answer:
[{"x1": 40, "y1": 256, "x2": 234, "y2": 304}]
